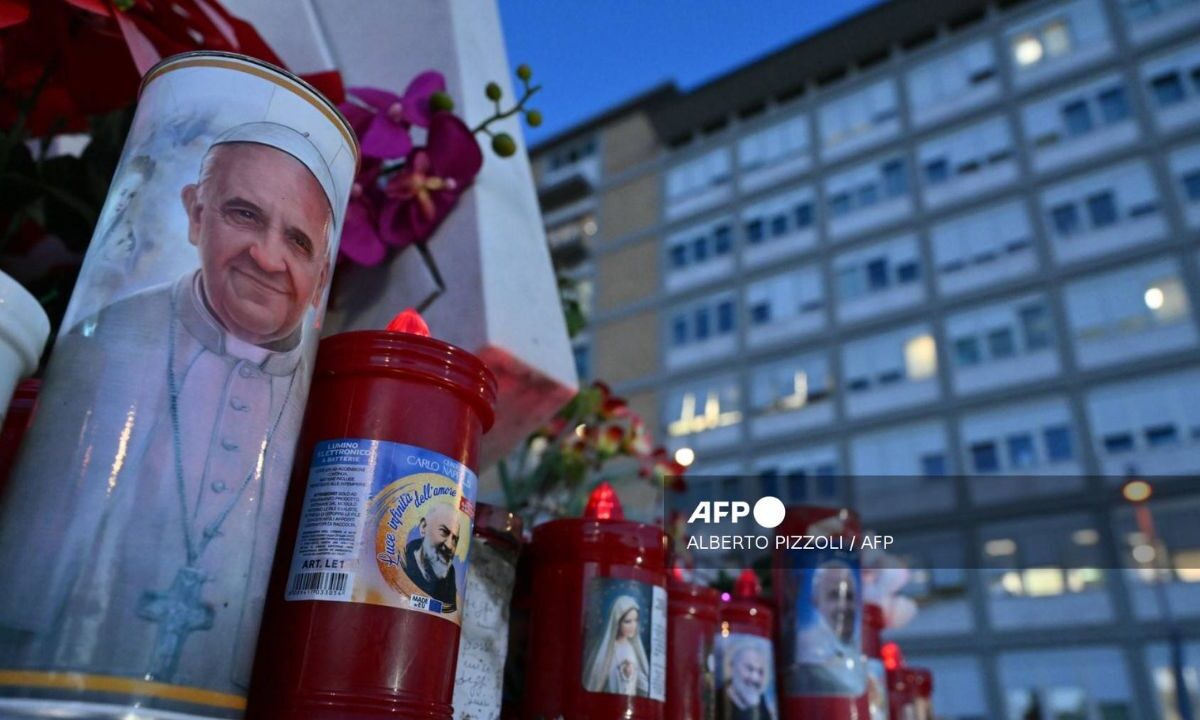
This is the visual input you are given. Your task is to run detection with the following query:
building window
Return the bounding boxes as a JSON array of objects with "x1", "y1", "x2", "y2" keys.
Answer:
[
  {"x1": 1103, "y1": 433, "x2": 1136, "y2": 453},
  {"x1": 751, "y1": 354, "x2": 833, "y2": 415},
  {"x1": 750, "y1": 303, "x2": 771, "y2": 325},
  {"x1": 770, "y1": 214, "x2": 788, "y2": 237},
  {"x1": 794, "y1": 203, "x2": 814, "y2": 228},
  {"x1": 1182, "y1": 170, "x2": 1200, "y2": 202},
  {"x1": 1145, "y1": 423, "x2": 1179, "y2": 446},
  {"x1": 695, "y1": 308, "x2": 711, "y2": 340},
  {"x1": 671, "y1": 317, "x2": 688, "y2": 346},
  {"x1": 669, "y1": 245, "x2": 688, "y2": 269},
  {"x1": 954, "y1": 337, "x2": 982, "y2": 367},
  {"x1": 971, "y1": 442, "x2": 1001, "y2": 473},
  {"x1": 925, "y1": 158, "x2": 950, "y2": 185},
  {"x1": 1051, "y1": 204, "x2": 1081, "y2": 235},
  {"x1": 745, "y1": 219, "x2": 765, "y2": 244},
  {"x1": 882, "y1": 158, "x2": 907, "y2": 196},
  {"x1": 987, "y1": 328, "x2": 1017, "y2": 359},
  {"x1": 716, "y1": 300, "x2": 735, "y2": 334},
  {"x1": 1150, "y1": 71, "x2": 1186, "y2": 106},
  {"x1": 713, "y1": 225, "x2": 733, "y2": 255},
  {"x1": 1097, "y1": 86, "x2": 1130, "y2": 123},
  {"x1": 1007, "y1": 433, "x2": 1038, "y2": 468},
  {"x1": 1086, "y1": 191, "x2": 1119, "y2": 228},
  {"x1": 1019, "y1": 304, "x2": 1054, "y2": 350},
  {"x1": 921, "y1": 452, "x2": 948, "y2": 477},
  {"x1": 1062, "y1": 99, "x2": 1094, "y2": 136},
  {"x1": 1044, "y1": 425, "x2": 1074, "y2": 461},
  {"x1": 1012, "y1": 18, "x2": 1074, "y2": 68}
]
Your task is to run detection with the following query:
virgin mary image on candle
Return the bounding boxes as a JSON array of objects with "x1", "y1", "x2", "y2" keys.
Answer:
[{"x1": 583, "y1": 593, "x2": 652, "y2": 696}]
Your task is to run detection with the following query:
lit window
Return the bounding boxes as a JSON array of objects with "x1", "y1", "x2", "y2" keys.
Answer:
[
  {"x1": 1023, "y1": 567, "x2": 1065, "y2": 596},
  {"x1": 1042, "y1": 20, "x2": 1072, "y2": 57},
  {"x1": 904, "y1": 334, "x2": 938, "y2": 380},
  {"x1": 1013, "y1": 33, "x2": 1044, "y2": 66}
]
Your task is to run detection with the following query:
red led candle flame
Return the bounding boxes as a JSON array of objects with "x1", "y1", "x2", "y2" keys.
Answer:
[
  {"x1": 386, "y1": 308, "x2": 430, "y2": 337},
  {"x1": 583, "y1": 481, "x2": 623, "y2": 520},
  {"x1": 734, "y1": 568, "x2": 762, "y2": 599},
  {"x1": 882, "y1": 641, "x2": 904, "y2": 671}
]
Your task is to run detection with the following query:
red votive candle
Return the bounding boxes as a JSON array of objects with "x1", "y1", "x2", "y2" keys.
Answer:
[
  {"x1": 666, "y1": 576, "x2": 720, "y2": 720},
  {"x1": 522, "y1": 487, "x2": 668, "y2": 720},
  {"x1": 908, "y1": 668, "x2": 933, "y2": 720},
  {"x1": 774, "y1": 506, "x2": 869, "y2": 720},
  {"x1": 716, "y1": 572, "x2": 777, "y2": 720},
  {"x1": 247, "y1": 324, "x2": 497, "y2": 720}
]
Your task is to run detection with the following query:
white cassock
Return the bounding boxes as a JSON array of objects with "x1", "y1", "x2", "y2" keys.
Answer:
[{"x1": 0, "y1": 270, "x2": 309, "y2": 695}]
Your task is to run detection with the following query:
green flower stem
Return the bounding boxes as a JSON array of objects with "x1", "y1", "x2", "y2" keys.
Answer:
[{"x1": 472, "y1": 84, "x2": 541, "y2": 136}]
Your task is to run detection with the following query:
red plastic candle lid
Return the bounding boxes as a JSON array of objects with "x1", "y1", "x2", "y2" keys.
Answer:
[
  {"x1": 315, "y1": 330, "x2": 497, "y2": 431},
  {"x1": 530, "y1": 516, "x2": 667, "y2": 570},
  {"x1": 863, "y1": 603, "x2": 886, "y2": 658},
  {"x1": 667, "y1": 577, "x2": 720, "y2": 622}
]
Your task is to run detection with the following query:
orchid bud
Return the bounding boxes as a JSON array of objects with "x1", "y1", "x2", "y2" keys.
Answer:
[
  {"x1": 517, "y1": 64, "x2": 533, "y2": 81},
  {"x1": 485, "y1": 82, "x2": 502, "y2": 101},
  {"x1": 430, "y1": 91, "x2": 454, "y2": 112},
  {"x1": 526, "y1": 109, "x2": 543, "y2": 127},
  {"x1": 492, "y1": 133, "x2": 517, "y2": 157}
]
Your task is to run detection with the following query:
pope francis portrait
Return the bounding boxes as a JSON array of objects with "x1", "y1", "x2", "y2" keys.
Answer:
[{"x1": 0, "y1": 121, "x2": 339, "y2": 696}]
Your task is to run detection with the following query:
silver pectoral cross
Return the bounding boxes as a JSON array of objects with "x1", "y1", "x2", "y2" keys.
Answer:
[{"x1": 137, "y1": 565, "x2": 215, "y2": 682}]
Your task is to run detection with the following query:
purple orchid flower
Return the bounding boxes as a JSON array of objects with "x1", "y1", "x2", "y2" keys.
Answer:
[
  {"x1": 342, "y1": 71, "x2": 446, "y2": 160},
  {"x1": 337, "y1": 159, "x2": 389, "y2": 266},
  {"x1": 379, "y1": 112, "x2": 483, "y2": 249}
]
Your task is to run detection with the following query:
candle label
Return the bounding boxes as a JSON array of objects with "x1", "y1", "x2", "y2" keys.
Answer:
[
  {"x1": 714, "y1": 632, "x2": 777, "y2": 720},
  {"x1": 285, "y1": 438, "x2": 476, "y2": 626},
  {"x1": 581, "y1": 577, "x2": 667, "y2": 702},
  {"x1": 779, "y1": 519, "x2": 866, "y2": 698}
]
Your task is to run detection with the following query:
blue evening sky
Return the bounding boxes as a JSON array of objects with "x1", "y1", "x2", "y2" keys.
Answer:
[{"x1": 498, "y1": 1, "x2": 885, "y2": 146}]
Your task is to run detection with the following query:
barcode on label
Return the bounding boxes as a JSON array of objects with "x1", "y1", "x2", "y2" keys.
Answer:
[{"x1": 289, "y1": 571, "x2": 349, "y2": 597}]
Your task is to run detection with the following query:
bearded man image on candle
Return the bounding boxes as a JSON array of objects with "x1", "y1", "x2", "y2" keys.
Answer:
[
  {"x1": 720, "y1": 641, "x2": 775, "y2": 720},
  {"x1": 584, "y1": 594, "x2": 651, "y2": 696},
  {"x1": 402, "y1": 501, "x2": 462, "y2": 610},
  {"x1": 0, "y1": 121, "x2": 338, "y2": 694}
]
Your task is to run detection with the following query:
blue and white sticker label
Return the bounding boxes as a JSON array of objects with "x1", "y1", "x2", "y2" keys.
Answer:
[{"x1": 285, "y1": 438, "x2": 476, "y2": 625}]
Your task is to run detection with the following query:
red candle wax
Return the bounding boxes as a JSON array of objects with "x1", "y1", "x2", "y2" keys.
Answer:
[
  {"x1": 773, "y1": 506, "x2": 869, "y2": 720},
  {"x1": 247, "y1": 328, "x2": 497, "y2": 720},
  {"x1": 522, "y1": 513, "x2": 668, "y2": 719},
  {"x1": 666, "y1": 577, "x2": 720, "y2": 720}
]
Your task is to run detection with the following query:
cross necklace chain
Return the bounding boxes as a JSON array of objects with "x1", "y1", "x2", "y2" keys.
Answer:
[{"x1": 137, "y1": 290, "x2": 296, "y2": 682}]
